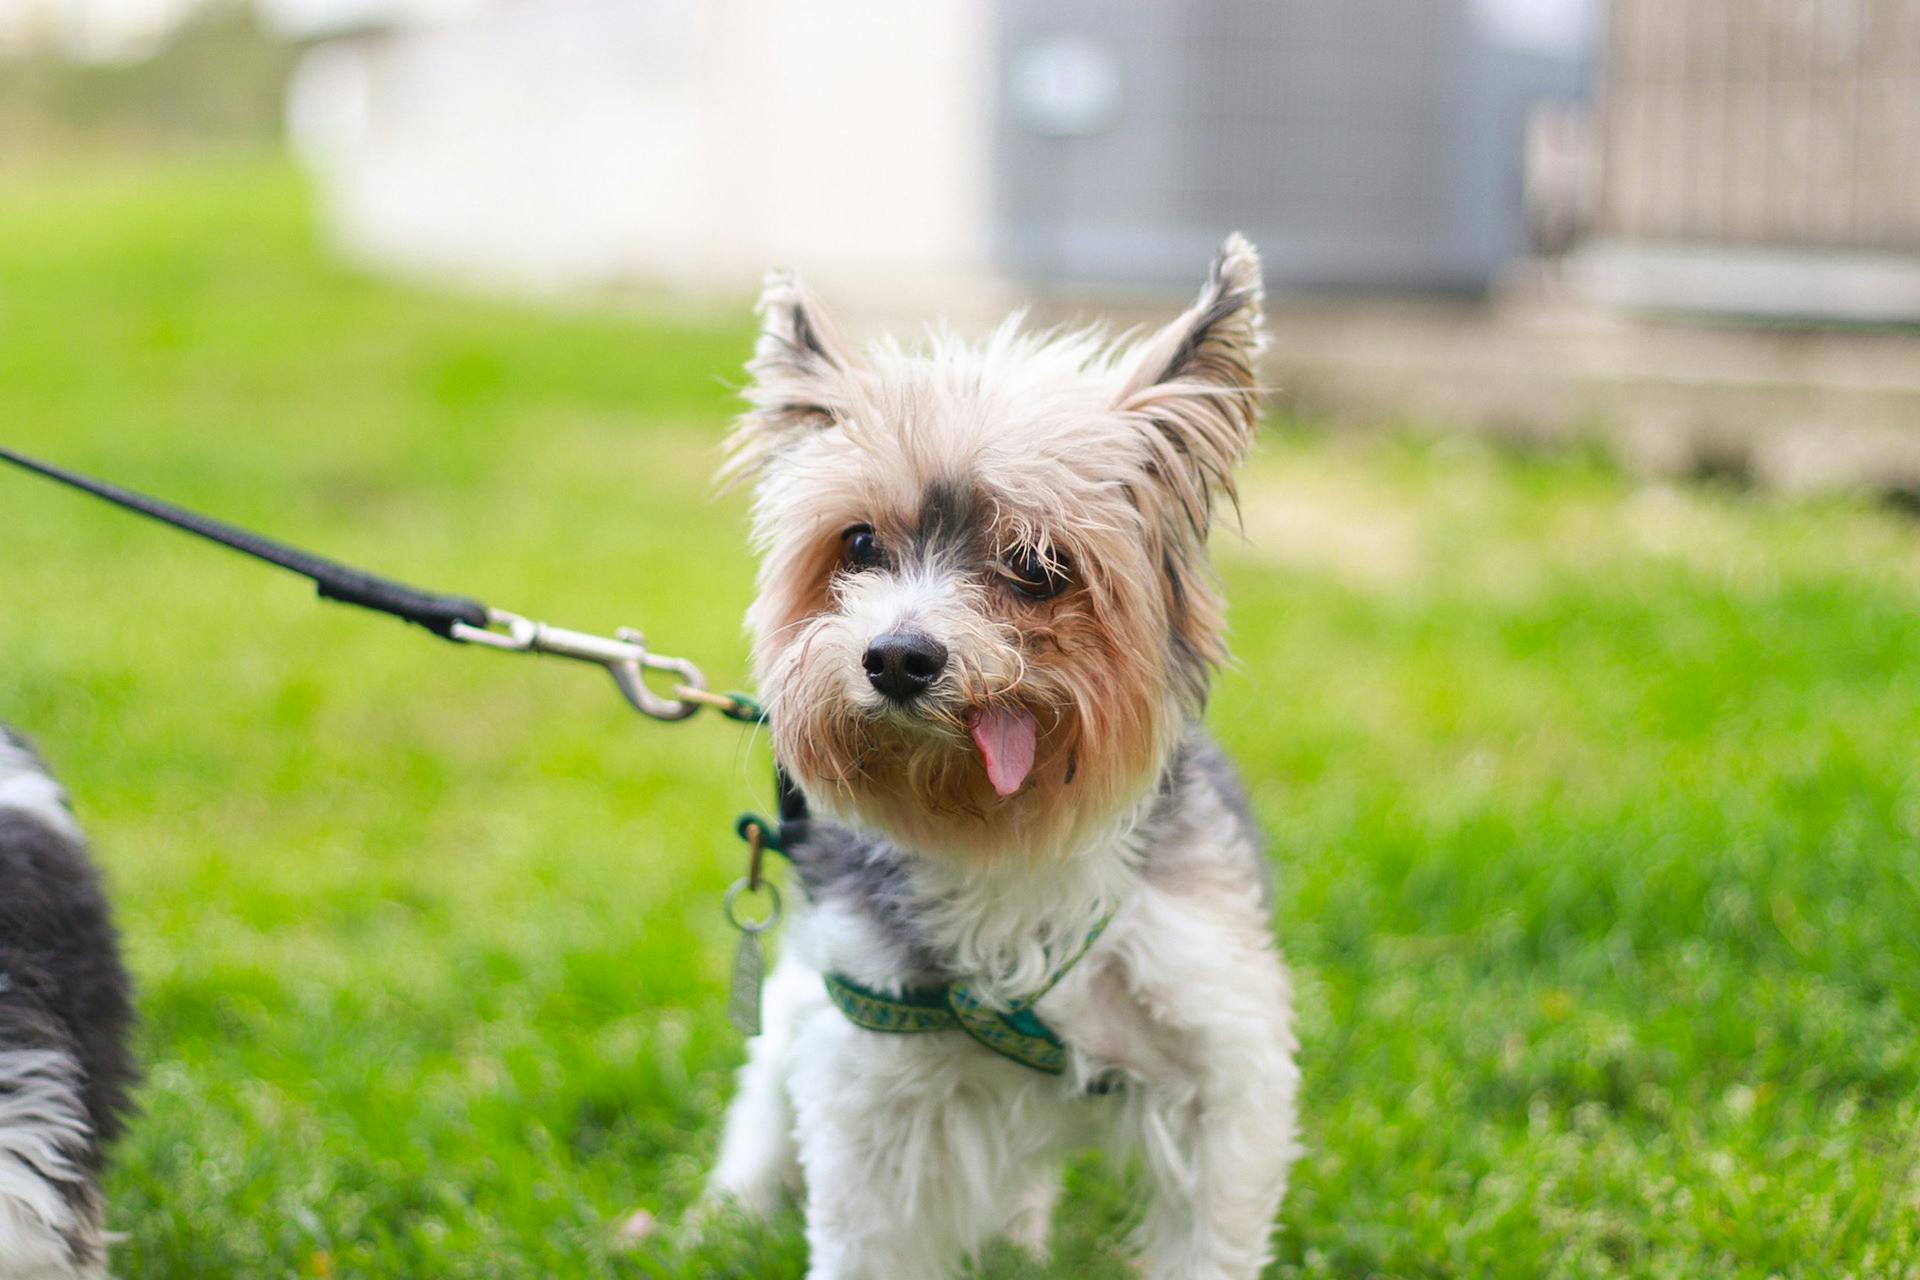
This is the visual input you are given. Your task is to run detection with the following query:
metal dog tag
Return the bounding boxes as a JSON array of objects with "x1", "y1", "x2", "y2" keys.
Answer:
[
  {"x1": 723, "y1": 878, "x2": 780, "y2": 1037},
  {"x1": 729, "y1": 931, "x2": 764, "y2": 1036}
]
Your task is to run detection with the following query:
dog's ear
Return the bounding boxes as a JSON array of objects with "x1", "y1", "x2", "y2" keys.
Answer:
[
  {"x1": 1116, "y1": 234, "x2": 1265, "y2": 538},
  {"x1": 723, "y1": 270, "x2": 859, "y2": 485}
]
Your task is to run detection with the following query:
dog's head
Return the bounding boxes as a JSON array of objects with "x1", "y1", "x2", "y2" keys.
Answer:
[{"x1": 725, "y1": 237, "x2": 1264, "y2": 861}]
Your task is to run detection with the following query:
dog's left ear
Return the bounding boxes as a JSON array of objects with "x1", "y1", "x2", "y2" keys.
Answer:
[
  {"x1": 723, "y1": 270, "x2": 861, "y2": 485},
  {"x1": 1117, "y1": 234, "x2": 1265, "y2": 537}
]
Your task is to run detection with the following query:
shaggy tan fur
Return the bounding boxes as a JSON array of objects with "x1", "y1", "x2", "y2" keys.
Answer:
[{"x1": 725, "y1": 235, "x2": 1266, "y2": 864}]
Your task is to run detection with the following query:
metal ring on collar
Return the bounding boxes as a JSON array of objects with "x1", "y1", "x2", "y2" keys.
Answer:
[{"x1": 724, "y1": 878, "x2": 781, "y2": 933}]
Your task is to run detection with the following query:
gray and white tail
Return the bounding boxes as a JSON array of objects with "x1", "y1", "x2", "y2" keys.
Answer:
[{"x1": 0, "y1": 728, "x2": 136, "y2": 1280}]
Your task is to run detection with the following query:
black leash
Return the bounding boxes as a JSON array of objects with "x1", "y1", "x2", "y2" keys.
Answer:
[
  {"x1": 0, "y1": 445, "x2": 762, "y2": 724},
  {"x1": 4, "y1": 443, "x2": 809, "y2": 1037},
  {"x1": 1, "y1": 445, "x2": 489, "y2": 639}
]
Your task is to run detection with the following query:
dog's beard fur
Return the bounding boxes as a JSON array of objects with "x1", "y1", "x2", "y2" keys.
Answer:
[{"x1": 726, "y1": 235, "x2": 1265, "y2": 864}]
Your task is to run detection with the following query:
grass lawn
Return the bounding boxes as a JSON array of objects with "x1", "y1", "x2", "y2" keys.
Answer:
[{"x1": 2, "y1": 151, "x2": 1917, "y2": 1279}]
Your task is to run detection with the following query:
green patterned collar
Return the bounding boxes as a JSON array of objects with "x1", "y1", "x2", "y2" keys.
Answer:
[{"x1": 822, "y1": 914, "x2": 1114, "y2": 1079}]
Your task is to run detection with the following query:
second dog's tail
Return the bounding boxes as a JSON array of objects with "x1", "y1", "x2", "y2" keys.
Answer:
[
  {"x1": 0, "y1": 723, "x2": 137, "y2": 1280},
  {"x1": 0, "y1": 724, "x2": 85, "y2": 843}
]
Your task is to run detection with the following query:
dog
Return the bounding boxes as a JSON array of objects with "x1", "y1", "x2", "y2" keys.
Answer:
[
  {"x1": 703, "y1": 235, "x2": 1299, "y2": 1279},
  {"x1": 0, "y1": 728, "x2": 136, "y2": 1280}
]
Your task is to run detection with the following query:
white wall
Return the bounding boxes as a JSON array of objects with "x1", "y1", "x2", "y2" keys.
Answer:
[
  {"x1": 693, "y1": 0, "x2": 996, "y2": 297},
  {"x1": 290, "y1": 0, "x2": 1003, "y2": 305}
]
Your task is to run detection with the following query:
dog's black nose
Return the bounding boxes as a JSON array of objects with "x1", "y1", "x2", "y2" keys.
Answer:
[{"x1": 863, "y1": 632, "x2": 948, "y2": 703}]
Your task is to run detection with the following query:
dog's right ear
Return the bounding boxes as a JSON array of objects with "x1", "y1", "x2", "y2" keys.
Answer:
[
  {"x1": 723, "y1": 271, "x2": 858, "y2": 485},
  {"x1": 1114, "y1": 234, "x2": 1265, "y2": 540}
]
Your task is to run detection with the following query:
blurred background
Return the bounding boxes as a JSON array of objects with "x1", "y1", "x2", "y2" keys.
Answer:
[
  {"x1": 5, "y1": 5, "x2": 1920, "y2": 1276},
  {"x1": 5, "y1": 0, "x2": 1918, "y2": 491}
]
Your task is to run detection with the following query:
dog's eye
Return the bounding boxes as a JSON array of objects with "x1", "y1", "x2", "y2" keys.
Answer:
[
  {"x1": 1002, "y1": 545, "x2": 1071, "y2": 600},
  {"x1": 842, "y1": 525, "x2": 886, "y2": 572}
]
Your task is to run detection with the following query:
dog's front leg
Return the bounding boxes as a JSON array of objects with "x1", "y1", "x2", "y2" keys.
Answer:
[
  {"x1": 792, "y1": 1132, "x2": 958, "y2": 1280},
  {"x1": 787, "y1": 1049, "x2": 970, "y2": 1278},
  {"x1": 1134, "y1": 1078, "x2": 1297, "y2": 1280},
  {"x1": 1127, "y1": 955, "x2": 1300, "y2": 1279},
  {"x1": 788, "y1": 1020, "x2": 1057, "y2": 1280}
]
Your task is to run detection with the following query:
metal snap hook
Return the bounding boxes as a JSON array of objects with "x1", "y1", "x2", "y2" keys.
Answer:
[
  {"x1": 606, "y1": 627, "x2": 703, "y2": 721},
  {"x1": 451, "y1": 609, "x2": 714, "y2": 722}
]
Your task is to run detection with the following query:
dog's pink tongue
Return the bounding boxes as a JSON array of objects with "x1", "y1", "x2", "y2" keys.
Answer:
[{"x1": 967, "y1": 706, "x2": 1037, "y2": 797}]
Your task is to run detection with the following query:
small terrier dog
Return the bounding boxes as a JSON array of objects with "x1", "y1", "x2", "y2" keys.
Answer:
[
  {"x1": 706, "y1": 236, "x2": 1298, "y2": 1279},
  {"x1": 0, "y1": 728, "x2": 136, "y2": 1280}
]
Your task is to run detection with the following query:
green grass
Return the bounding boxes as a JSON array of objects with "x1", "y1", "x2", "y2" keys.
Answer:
[{"x1": 1, "y1": 151, "x2": 1917, "y2": 1279}]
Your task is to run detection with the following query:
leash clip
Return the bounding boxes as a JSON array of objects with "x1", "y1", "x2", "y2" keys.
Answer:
[{"x1": 450, "y1": 607, "x2": 706, "y2": 721}]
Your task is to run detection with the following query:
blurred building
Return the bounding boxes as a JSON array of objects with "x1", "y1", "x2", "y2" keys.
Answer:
[
  {"x1": 15, "y1": 0, "x2": 1920, "y2": 327},
  {"x1": 281, "y1": 0, "x2": 1595, "y2": 302}
]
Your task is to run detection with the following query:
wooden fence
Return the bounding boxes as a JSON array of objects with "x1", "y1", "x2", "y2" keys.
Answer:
[{"x1": 1601, "y1": 0, "x2": 1920, "y2": 252}]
